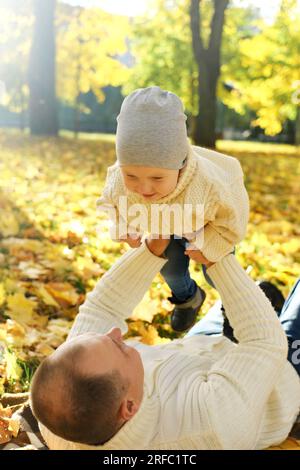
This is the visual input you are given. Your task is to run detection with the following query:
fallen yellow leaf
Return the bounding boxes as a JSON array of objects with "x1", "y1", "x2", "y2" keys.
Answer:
[
  {"x1": 45, "y1": 282, "x2": 79, "y2": 307},
  {"x1": 32, "y1": 284, "x2": 60, "y2": 308},
  {"x1": 6, "y1": 293, "x2": 48, "y2": 328},
  {"x1": 6, "y1": 293, "x2": 37, "y2": 325},
  {"x1": 0, "y1": 283, "x2": 5, "y2": 306}
]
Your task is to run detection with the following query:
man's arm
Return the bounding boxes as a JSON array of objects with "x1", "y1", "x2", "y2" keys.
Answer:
[
  {"x1": 195, "y1": 255, "x2": 288, "y2": 449},
  {"x1": 67, "y1": 240, "x2": 168, "y2": 340}
]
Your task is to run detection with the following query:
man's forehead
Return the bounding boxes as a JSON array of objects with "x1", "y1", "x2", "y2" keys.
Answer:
[
  {"x1": 69, "y1": 332, "x2": 104, "y2": 343},
  {"x1": 55, "y1": 332, "x2": 105, "y2": 357}
]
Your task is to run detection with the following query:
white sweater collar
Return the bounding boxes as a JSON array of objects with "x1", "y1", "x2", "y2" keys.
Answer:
[{"x1": 72, "y1": 387, "x2": 160, "y2": 450}]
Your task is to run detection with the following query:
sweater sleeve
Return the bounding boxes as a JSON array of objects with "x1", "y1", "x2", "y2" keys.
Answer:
[
  {"x1": 96, "y1": 164, "x2": 127, "y2": 241},
  {"x1": 198, "y1": 255, "x2": 288, "y2": 449},
  {"x1": 193, "y1": 176, "x2": 249, "y2": 262},
  {"x1": 96, "y1": 164, "x2": 117, "y2": 208},
  {"x1": 67, "y1": 243, "x2": 167, "y2": 340}
]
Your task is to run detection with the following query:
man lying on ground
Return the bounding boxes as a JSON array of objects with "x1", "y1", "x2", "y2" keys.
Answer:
[{"x1": 30, "y1": 238, "x2": 300, "y2": 450}]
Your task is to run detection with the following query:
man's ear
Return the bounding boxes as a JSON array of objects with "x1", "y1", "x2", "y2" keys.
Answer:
[{"x1": 118, "y1": 398, "x2": 139, "y2": 422}]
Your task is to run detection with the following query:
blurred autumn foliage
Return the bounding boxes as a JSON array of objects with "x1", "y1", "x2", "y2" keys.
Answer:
[{"x1": 0, "y1": 130, "x2": 299, "y2": 399}]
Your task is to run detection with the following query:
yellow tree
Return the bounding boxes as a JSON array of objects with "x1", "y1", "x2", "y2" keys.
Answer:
[
  {"x1": 0, "y1": 2, "x2": 33, "y2": 130},
  {"x1": 126, "y1": 0, "x2": 257, "y2": 145},
  {"x1": 123, "y1": 0, "x2": 198, "y2": 115},
  {"x1": 56, "y1": 4, "x2": 131, "y2": 135},
  {"x1": 222, "y1": 0, "x2": 300, "y2": 143}
]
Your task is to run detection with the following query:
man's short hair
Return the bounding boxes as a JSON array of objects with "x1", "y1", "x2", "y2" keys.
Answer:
[{"x1": 30, "y1": 343, "x2": 129, "y2": 445}]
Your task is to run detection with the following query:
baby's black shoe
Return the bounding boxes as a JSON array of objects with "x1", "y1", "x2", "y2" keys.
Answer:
[
  {"x1": 170, "y1": 286, "x2": 206, "y2": 332},
  {"x1": 256, "y1": 280, "x2": 285, "y2": 314},
  {"x1": 221, "y1": 280, "x2": 286, "y2": 343}
]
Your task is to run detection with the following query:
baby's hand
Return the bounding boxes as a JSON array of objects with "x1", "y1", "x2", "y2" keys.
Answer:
[
  {"x1": 120, "y1": 234, "x2": 142, "y2": 248},
  {"x1": 184, "y1": 248, "x2": 214, "y2": 267}
]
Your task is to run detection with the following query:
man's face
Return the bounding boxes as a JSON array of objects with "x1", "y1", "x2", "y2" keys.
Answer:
[{"x1": 56, "y1": 328, "x2": 144, "y2": 404}]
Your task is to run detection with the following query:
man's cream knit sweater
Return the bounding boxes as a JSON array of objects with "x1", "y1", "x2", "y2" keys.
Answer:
[
  {"x1": 97, "y1": 145, "x2": 250, "y2": 262},
  {"x1": 40, "y1": 245, "x2": 300, "y2": 450}
]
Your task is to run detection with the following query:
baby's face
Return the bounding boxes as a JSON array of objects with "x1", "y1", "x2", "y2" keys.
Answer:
[{"x1": 121, "y1": 165, "x2": 180, "y2": 201}]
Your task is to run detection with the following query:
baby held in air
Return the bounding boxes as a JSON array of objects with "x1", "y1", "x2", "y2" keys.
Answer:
[{"x1": 97, "y1": 86, "x2": 249, "y2": 332}]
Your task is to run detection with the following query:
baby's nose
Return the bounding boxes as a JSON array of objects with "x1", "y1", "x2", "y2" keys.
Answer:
[{"x1": 139, "y1": 181, "x2": 153, "y2": 194}]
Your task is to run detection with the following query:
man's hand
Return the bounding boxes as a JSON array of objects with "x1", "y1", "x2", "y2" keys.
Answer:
[
  {"x1": 145, "y1": 236, "x2": 170, "y2": 257},
  {"x1": 185, "y1": 248, "x2": 214, "y2": 268}
]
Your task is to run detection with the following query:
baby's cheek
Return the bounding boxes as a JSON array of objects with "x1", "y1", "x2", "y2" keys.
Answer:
[
  {"x1": 125, "y1": 181, "x2": 134, "y2": 191},
  {"x1": 165, "y1": 181, "x2": 177, "y2": 194}
]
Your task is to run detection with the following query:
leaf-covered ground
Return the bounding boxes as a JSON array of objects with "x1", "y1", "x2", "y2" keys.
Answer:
[{"x1": 0, "y1": 130, "x2": 299, "y2": 404}]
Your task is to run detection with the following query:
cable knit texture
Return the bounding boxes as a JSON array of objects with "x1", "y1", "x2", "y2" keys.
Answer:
[
  {"x1": 97, "y1": 145, "x2": 250, "y2": 262},
  {"x1": 39, "y1": 246, "x2": 300, "y2": 450}
]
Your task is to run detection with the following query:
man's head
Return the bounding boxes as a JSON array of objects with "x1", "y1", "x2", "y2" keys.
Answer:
[{"x1": 30, "y1": 328, "x2": 144, "y2": 446}]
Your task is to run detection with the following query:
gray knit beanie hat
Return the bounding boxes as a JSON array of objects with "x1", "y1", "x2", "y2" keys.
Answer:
[{"x1": 116, "y1": 86, "x2": 189, "y2": 170}]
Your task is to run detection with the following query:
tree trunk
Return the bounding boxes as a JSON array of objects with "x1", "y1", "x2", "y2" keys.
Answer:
[
  {"x1": 19, "y1": 85, "x2": 26, "y2": 132},
  {"x1": 190, "y1": 0, "x2": 229, "y2": 148},
  {"x1": 74, "y1": 94, "x2": 80, "y2": 139},
  {"x1": 194, "y1": 74, "x2": 218, "y2": 147},
  {"x1": 28, "y1": 0, "x2": 58, "y2": 136},
  {"x1": 73, "y1": 8, "x2": 83, "y2": 138}
]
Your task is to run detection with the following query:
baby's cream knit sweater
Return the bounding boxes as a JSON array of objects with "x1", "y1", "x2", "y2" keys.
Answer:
[{"x1": 97, "y1": 145, "x2": 249, "y2": 262}]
